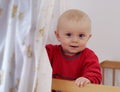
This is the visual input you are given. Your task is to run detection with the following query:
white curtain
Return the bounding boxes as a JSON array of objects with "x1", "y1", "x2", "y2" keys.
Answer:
[{"x1": 0, "y1": 0, "x2": 65, "y2": 92}]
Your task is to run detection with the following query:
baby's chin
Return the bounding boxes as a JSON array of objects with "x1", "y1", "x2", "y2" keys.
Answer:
[{"x1": 65, "y1": 51, "x2": 81, "y2": 56}]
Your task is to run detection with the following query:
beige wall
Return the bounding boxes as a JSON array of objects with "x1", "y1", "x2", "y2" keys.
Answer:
[{"x1": 60, "y1": 0, "x2": 120, "y2": 62}]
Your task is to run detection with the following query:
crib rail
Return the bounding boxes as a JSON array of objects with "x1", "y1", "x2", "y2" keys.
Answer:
[{"x1": 52, "y1": 78, "x2": 120, "y2": 92}]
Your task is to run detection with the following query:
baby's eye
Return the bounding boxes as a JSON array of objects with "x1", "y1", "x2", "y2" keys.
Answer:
[
  {"x1": 79, "y1": 34, "x2": 85, "y2": 38},
  {"x1": 66, "y1": 33, "x2": 72, "y2": 37}
]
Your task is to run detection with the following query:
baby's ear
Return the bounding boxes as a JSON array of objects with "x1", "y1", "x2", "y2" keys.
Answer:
[
  {"x1": 89, "y1": 34, "x2": 92, "y2": 38},
  {"x1": 54, "y1": 30, "x2": 60, "y2": 41},
  {"x1": 87, "y1": 34, "x2": 92, "y2": 41},
  {"x1": 54, "y1": 30, "x2": 58, "y2": 37}
]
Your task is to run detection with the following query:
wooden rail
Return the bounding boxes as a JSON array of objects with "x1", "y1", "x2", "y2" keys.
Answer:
[
  {"x1": 100, "y1": 60, "x2": 120, "y2": 86},
  {"x1": 52, "y1": 78, "x2": 120, "y2": 92}
]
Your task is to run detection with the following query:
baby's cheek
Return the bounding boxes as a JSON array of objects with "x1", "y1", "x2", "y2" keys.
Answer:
[{"x1": 79, "y1": 41, "x2": 86, "y2": 47}]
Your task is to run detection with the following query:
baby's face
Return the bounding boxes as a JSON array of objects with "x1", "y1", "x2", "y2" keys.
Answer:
[{"x1": 55, "y1": 20, "x2": 91, "y2": 56}]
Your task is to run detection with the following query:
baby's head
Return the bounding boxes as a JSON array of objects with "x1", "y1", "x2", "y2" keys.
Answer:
[
  {"x1": 55, "y1": 9, "x2": 92, "y2": 56},
  {"x1": 57, "y1": 9, "x2": 91, "y2": 32}
]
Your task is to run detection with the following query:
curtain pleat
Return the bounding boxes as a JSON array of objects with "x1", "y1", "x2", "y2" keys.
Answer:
[{"x1": 0, "y1": 0, "x2": 57, "y2": 92}]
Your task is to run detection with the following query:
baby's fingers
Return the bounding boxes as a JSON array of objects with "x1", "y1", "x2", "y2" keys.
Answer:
[
  {"x1": 75, "y1": 79, "x2": 84, "y2": 87},
  {"x1": 75, "y1": 78, "x2": 90, "y2": 87}
]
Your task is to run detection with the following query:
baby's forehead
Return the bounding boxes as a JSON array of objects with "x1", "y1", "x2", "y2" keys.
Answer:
[
  {"x1": 59, "y1": 18, "x2": 91, "y2": 29},
  {"x1": 58, "y1": 15, "x2": 91, "y2": 28},
  {"x1": 58, "y1": 19, "x2": 91, "y2": 33}
]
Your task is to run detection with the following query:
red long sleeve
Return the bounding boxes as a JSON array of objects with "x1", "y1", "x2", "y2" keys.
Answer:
[{"x1": 46, "y1": 44, "x2": 102, "y2": 84}]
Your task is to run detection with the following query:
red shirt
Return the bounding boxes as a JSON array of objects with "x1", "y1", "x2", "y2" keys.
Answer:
[{"x1": 46, "y1": 44, "x2": 102, "y2": 84}]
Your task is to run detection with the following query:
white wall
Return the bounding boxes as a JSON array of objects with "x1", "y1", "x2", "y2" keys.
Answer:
[{"x1": 63, "y1": 0, "x2": 120, "y2": 62}]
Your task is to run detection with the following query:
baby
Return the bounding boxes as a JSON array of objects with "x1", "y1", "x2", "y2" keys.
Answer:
[{"x1": 46, "y1": 9, "x2": 102, "y2": 87}]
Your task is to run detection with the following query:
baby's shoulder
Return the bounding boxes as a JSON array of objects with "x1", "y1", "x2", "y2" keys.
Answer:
[
  {"x1": 46, "y1": 44, "x2": 60, "y2": 49},
  {"x1": 46, "y1": 44, "x2": 61, "y2": 54},
  {"x1": 83, "y1": 48, "x2": 97, "y2": 56}
]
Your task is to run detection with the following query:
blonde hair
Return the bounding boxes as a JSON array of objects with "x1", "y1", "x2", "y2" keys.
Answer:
[{"x1": 57, "y1": 9, "x2": 91, "y2": 31}]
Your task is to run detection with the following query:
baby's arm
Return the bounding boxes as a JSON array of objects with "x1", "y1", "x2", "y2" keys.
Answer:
[{"x1": 75, "y1": 77, "x2": 90, "y2": 87}]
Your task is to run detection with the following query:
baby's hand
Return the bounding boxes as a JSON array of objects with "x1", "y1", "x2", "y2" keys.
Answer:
[{"x1": 75, "y1": 77, "x2": 90, "y2": 87}]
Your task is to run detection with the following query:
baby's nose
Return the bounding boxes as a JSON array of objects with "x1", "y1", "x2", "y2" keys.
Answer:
[{"x1": 72, "y1": 37, "x2": 78, "y2": 43}]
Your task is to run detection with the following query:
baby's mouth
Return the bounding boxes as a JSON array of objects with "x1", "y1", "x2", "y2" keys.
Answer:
[{"x1": 70, "y1": 45, "x2": 79, "y2": 48}]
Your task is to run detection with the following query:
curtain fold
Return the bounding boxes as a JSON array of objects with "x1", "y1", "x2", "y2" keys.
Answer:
[{"x1": 0, "y1": 0, "x2": 58, "y2": 92}]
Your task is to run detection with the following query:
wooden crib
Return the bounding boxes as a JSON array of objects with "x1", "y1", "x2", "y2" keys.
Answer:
[{"x1": 52, "y1": 78, "x2": 120, "y2": 92}]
